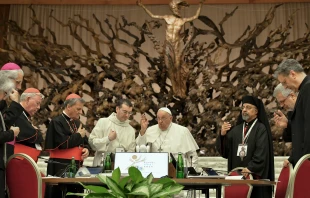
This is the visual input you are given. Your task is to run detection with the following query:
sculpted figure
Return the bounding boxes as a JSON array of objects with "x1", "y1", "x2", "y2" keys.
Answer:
[{"x1": 138, "y1": 0, "x2": 204, "y2": 98}]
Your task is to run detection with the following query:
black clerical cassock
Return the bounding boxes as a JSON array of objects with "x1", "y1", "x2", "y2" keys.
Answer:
[{"x1": 216, "y1": 96, "x2": 275, "y2": 198}]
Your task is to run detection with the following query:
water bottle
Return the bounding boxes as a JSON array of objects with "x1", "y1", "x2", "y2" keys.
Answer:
[
  {"x1": 176, "y1": 152, "x2": 184, "y2": 178},
  {"x1": 104, "y1": 152, "x2": 112, "y2": 172},
  {"x1": 100, "y1": 153, "x2": 105, "y2": 172},
  {"x1": 69, "y1": 157, "x2": 77, "y2": 178}
]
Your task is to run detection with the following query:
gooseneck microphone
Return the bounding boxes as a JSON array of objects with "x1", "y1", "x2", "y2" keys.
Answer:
[{"x1": 190, "y1": 156, "x2": 193, "y2": 167}]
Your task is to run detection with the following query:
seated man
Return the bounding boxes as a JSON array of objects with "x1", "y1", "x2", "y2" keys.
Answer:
[
  {"x1": 5, "y1": 88, "x2": 45, "y2": 161},
  {"x1": 136, "y1": 107, "x2": 199, "y2": 168},
  {"x1": 216, "y1": 95, "x2": 274, "y2": 198},
  {"x1": 89, "y1": 99, "x2": 136, "y2": 166}
]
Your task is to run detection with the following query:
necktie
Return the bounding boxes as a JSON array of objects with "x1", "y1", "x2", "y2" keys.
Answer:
[{"x1": 244, "y1": 123, "x2": 249, "y2": 137}]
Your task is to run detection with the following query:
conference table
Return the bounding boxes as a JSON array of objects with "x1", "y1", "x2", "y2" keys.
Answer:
[{"x1": 42, "y1": 177, "x2": 276, "y2": 198}]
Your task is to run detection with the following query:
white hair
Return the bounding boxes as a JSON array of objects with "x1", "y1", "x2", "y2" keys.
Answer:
[
  {"x1": 0, "y1": 69, "x2": 24, "y2": 80},
  {"x1": 20, "y1": 92, "x2": 45, "y2": 102},
  {"x1": 0, "y1": 73, "x2": 14, "y2": 94},
  {"x1": 273, "y1": 83, "x2": 293, "y2": 98}
]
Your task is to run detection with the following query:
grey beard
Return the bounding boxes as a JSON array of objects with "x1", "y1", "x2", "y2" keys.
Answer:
[{"x1": 242, "y1": 114, "x2": 249, "y2": 121}]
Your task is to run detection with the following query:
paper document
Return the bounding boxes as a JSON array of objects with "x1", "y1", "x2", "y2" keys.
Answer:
[{"x1": 225, "y1": 176, "x2": 244, "y2": 180}]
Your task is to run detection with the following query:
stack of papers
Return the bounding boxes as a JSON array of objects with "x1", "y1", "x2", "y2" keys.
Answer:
[{"x1": 225, "y1": 176, "x2": 244, "y2": 180}]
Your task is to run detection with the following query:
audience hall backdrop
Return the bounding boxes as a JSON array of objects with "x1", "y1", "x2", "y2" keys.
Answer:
[{"x1": 0, "y1": 3, "x2": 309, "y2": 156}]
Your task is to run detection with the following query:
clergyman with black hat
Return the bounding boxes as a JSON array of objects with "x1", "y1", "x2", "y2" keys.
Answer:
[{"x1": 216, "y1": 95, "x2": 274, "y2": 198}]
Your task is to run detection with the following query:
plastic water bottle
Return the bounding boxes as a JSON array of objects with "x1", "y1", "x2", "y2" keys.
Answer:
[{"x1": 176, "y1": 152, "x2": 184, "y2": 178}]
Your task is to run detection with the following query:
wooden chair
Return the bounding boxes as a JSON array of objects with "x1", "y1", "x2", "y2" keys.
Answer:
[
  {"x1": 289, "y1": 154, "x2": 310, "y2": 198},
  {"x1": 274, "y1": 163, "x2": 293, "y2": 198},
  {"x1": 223, "y1": 167, "x2": 253, "y2": 198},
  {"x1": 6, "y1": 153, "x2": 45, "y2": 198}
]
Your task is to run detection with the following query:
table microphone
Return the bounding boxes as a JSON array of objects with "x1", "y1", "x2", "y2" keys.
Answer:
[
  {"x1": 190, "y1": 156, "x2": 193, "y2": 167},
  {"x1": 44, "y1": 159, "x2": 69, "y2": 166}
]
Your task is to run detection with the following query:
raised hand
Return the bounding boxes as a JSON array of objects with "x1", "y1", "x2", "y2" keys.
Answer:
[
  {"x1": 108, "y1": 129, "x2": 117, "y2": 141},
  {"x1": 78, "y1": 124, "x2": 86, "y2": 138},
  {"x1": 136, "y1": 0, "x2": 142, "y2": 6},
  {"x1": 221, "y1": 122, "x2": 231, "y2": 136},
  {"x1": 9, "y1": 89, "x2": 20, "y2": 102},
  {"x1": 140, "y1": 113, "x2": 149, "y2": 136},
  {"x1": 273, "y1": 110, "x2": 288, "y2": 129}
]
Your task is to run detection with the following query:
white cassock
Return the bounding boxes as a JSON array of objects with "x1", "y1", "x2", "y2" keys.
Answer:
[
  {"x1": 136, "y1": 122, "x2": 199, "y2": 169},
  {"x1": 89, "y1": 113, "x2": 136, "y2": 166}
]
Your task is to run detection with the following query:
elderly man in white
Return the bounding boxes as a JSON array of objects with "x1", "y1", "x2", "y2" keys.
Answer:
[{"x1": 136, "y1": 107, "x2": 199, "y2": 168}]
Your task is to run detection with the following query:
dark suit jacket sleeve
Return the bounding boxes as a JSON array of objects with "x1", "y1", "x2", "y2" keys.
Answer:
[
  {"x1": 302, "y1": 85, "x2": 310, "y2": 156},
  {"x1": 282, "y1": 111, "x2": 292, "y2": 142},
  {"x1": 3, "y1": 101, "x2": 23, "y2": 127},
  {"x1": 0, "y1": 122, "x2": 14, "y2": 144}
]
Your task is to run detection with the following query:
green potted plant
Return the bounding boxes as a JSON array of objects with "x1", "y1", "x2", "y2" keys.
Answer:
[{"x1": 67, "y1": 166, "x2": 184, "y2": 198}]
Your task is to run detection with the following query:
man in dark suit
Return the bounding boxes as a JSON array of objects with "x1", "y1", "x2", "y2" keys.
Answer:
[{"x1": 274, "y1": 59, "x2": 310, "y2": 167}]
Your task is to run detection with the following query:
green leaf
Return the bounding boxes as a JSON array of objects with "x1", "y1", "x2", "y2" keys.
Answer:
[
  {"x1": 154, "y1": 177, "x2": 175, "y2": 188},
  {"x1": 97, "y1": 174, "x2": 108, "y2": 184},
  {"x1": 128, "y1": 166, "x2": 144, "y2": 184},
  {"x1": 78, "y1": 182, "x2": 109, "y2": 193},
  {"x1": 112, "y1": 167, "x2": 121, "y2": 184},
  {"x1": 151, "y1": 184, "x2": 184, "y2": 198},
  {"x1": 119, "y1": 176, "x2": 131, "y2": 189},
  {"x1": 149, "y1": 183, "x2": 163, "y2": 196},
  {"x1": 66, "y1": 192, "x2": 88, "y2": 196},
  {"x1": 106, "y1": 176, "x2": 126, "y2": 197},
  {"x1": 85, "y1": 193, "x2": 116, "y2": 198},
  {"x1": 146, "y1": 173, "x2": 153, "y2": 185},
  {"x1": 125, "y1": 180, "x2": 135, "y2": 192},
  {"x1": 127, "y1": 185, "x2": 150, "y2": 197}
]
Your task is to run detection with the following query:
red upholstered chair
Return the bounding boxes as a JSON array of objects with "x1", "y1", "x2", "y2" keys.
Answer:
[
  {"x1": 6, "y1": 153, "x2": 46, "y2": 198},
  {"x1": 274, "y1": 163, "x2": 293, "y2": 198},
  {"x1": 289, "y1": 154, "x2": 310, "y2": 198},
  {"x1": 223, "y1": 167, "x2": 253, "y2": 198}
]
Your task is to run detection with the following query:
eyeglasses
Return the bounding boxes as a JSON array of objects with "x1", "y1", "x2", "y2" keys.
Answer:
[
  {"x1": 156, "y1": 117, "x2": 169, "y2": 122},
  {"x1": 278, "y1": 95, "x2": 290, "y2": 105},
  {"x1": 240, "y1": 105, "x2": 256, "y2": 111},
  {"x1": 121, "y1": 110, "x2": 133, "y2": 115}
]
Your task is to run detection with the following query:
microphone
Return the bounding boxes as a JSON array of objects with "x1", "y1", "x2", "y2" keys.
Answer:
[
  {"x1": 44, "y1": 159, "x2": 69, "y2": 166},
  {"x1": 190, "y1": 156, "x2": 193, "y2": 167}
]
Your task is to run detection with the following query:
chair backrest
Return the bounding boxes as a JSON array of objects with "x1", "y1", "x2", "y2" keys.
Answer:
[
  {"x1": 223, "y1": 167, "x2": 253, "y2": 198},
  {"x1": 289, "y1": 154, "x2": 310, "y2": 198},
  {"x1": 6, "y1": 153, "x2": 45, "y2": 198},
  {"x1": 274, "y1": 163, "x2": 293, "y2": 198}
]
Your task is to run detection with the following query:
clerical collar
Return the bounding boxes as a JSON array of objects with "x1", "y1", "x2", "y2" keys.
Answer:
[
  {"x1": 62, "y1": 111, "x2": 72, "y2": 121},
  {"x1": 23, "y1": 111, "x2": 31, "y2": 122},
  {"x1": 23, "y1": 110, "x2": 30, "y2": 118},
  {"x1": 244, "y1": 118, "x2": 256, "y2": 128}
]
